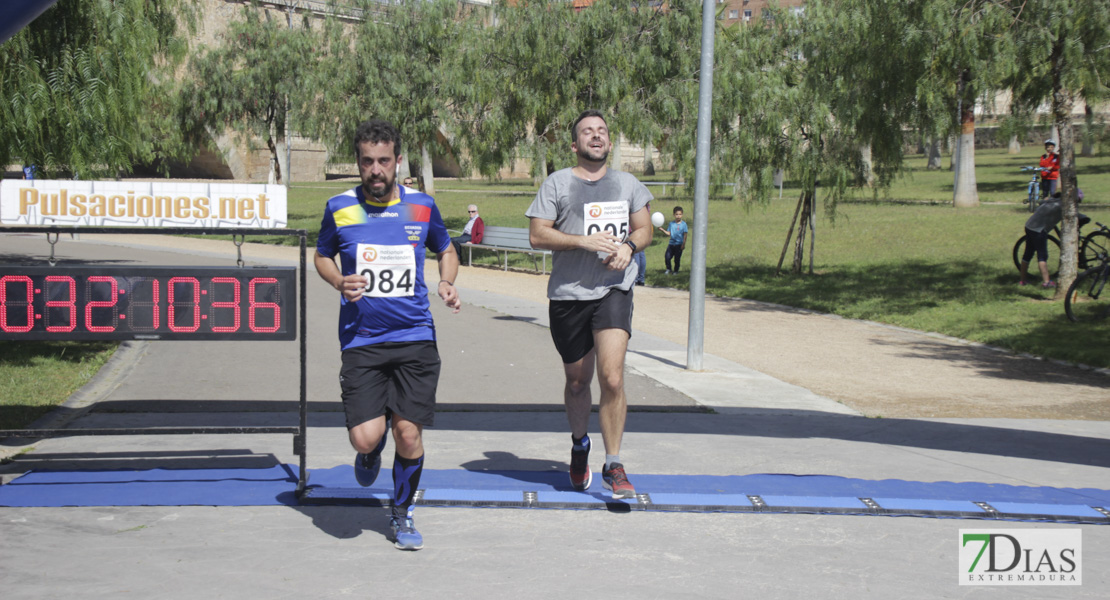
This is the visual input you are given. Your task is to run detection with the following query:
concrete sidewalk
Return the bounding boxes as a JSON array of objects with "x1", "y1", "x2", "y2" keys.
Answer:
[{"x1": 0, "y1": 232, "x2": 1108, "y2": 599}]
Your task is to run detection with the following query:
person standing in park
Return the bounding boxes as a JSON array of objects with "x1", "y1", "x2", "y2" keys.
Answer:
[
  {"x1": 314, "y1": 119, "x2": 461, "y2": 550},
  {"x1": 633, "y1": 201, "x2": 651, "y2": 285},
  {"x1": 1039, "y1": 139, "x2": 1060, "y2": 200},
  {"x1": 526, "y1": 109, "x2": 653, "y2": 499},
  {"x1": 660, "y1": 206, "x2": 688, "y2": 275}
]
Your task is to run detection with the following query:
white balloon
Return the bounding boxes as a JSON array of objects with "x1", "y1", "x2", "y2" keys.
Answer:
[{"x1": 651, "y1": 211, "x2": 665, "y2": 228}]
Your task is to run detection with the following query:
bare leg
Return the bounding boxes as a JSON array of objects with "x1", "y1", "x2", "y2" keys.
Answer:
[
  {"x1": 1037, "y1": 260, "x2": 1051, "y2": 285},
  {"x1": 348, "y1": 415, "x2": 388, "y2": 454},
  {"x1": 593, "y1": 328, "x2": 630, "y2": 456},
  {"x1": 562, "y1": 350, "x2": 596, "y2": 439}
]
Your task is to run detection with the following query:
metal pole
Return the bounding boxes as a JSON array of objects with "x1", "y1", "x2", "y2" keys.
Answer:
[
  {"x1": 686, "y1": 0, "x2": 716, "y2": 371},
  {"x1": 285, "y1": 4, "x2": 294, "y2": 189}
]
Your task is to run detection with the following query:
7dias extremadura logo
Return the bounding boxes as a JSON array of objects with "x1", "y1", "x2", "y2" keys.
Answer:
[{"x1": 959, "y1": 529, "x2": 1081, "y2": 586}]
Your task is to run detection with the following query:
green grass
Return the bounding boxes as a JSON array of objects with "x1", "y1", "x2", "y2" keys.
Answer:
[
  {"x1": 4, "y1": 145, "x2": 1108, "y2": 430},
  {"x1": 0, "y1": 341, "x2": 116, "y2": 430}
]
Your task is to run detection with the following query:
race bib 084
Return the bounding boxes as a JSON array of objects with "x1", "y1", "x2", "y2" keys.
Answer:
[{"x1": 356, "y1": 243, "x2": 416, "y2": 297}]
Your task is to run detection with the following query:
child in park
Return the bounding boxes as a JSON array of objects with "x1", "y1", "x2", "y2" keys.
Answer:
[{"x1": 659, "y1": 206, "x2": 688, "y2": 274}]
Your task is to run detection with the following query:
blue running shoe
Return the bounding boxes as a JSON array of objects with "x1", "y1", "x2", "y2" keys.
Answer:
[
  {"x1": 353, "y1": 421, "x2": 389, "y2": 487},
  {"x1": 390, "y1": 513, "x2": 423, "y2": 551}
]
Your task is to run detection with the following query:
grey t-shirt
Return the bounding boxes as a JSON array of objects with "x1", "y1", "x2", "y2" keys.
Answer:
[
  {"x1": 1025, "y1": 200, "x2": 1062, "y2": 233},
  {"x1": 526, "y1": 168, "x2": 653, "y2": 300}
]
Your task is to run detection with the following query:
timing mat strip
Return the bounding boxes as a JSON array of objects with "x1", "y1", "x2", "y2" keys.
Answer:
[{"x1": 3, "y1": 465, "x2": 1108, "y2": 524}]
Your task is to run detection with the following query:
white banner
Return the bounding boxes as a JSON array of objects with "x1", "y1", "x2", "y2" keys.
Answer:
[{"x1": 1, "y1": 180, "x2": 287, "y2": 228}]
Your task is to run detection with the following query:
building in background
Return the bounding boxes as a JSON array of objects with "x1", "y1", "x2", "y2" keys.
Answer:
[{"x1": 717, "y1": 0, "x2": 804, "y2": 26}]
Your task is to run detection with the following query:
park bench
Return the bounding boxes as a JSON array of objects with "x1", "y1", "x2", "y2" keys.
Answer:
[{"x1": 461, "y1": 225, "x2": 552, "y2": 273}]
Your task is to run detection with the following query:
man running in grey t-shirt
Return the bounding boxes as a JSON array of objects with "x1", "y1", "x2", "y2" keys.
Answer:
[{"x1": 525, "y1": 109, "x2": 653, "y2": 499}]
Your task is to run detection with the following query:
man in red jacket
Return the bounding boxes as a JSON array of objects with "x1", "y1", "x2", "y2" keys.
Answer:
[
  {"x1": 1039, "y1": 139, "x2": 1059, "y2": 200},
  {"x1": 451, "y1": 204, "x2": 484, "y2": 257}
]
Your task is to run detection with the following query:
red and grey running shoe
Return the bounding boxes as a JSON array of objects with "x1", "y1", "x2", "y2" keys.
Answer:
[
  {"x1": 569, "y1": 444, "x2": 592, "y2": 491},
  {"x1": 601, "y1": 463, "x2": 636, "y2": 499}
]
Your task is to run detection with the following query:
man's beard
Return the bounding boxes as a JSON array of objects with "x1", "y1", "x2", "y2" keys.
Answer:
[
  {"x1": 577, "y1": 145, "x2": 609, "y2": 164},
  {"x1": 362, "y1": 174, "x2": 395, "y2": 199}
]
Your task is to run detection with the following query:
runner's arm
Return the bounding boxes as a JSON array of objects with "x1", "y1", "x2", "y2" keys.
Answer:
[
  {"x1": 528, "y1": 217, "x2": 620, "y2": 254},
  {"x1": 314, "y1": 251, "x2": 367, "y2": 302},
  {"x1": 607, "y1": 207, "x2": 653, "y2": 271},
  {"x1": 435, "y1": 244, "x2": 461, "y2": 313}
]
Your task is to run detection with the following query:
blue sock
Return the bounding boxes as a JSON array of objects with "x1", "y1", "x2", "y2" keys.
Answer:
[{"x1": 605, "y1": 454, "x2": 620, "y2": 470}]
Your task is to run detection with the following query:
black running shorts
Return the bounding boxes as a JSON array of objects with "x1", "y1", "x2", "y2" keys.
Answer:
[
  {"x1": 548, "y1": 287, "x2": 633, "y2": 364},
  {"x1": 339, "y1": 341, "x2": 441, "y2": 429}
]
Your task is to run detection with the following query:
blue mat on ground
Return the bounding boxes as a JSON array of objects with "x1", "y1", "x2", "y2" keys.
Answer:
[{"x1": 1, "y1": 466, "x2": 1108, "y2": 522}]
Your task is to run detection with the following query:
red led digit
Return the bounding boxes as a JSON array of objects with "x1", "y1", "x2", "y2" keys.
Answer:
[
  {"x1": 126, "y1": 277, "x2": 160, "y2": 331},
  {"x1": 85, "y1": 276, "x2": 119, "y2": 332},
  {"x1": 209, "y1": 277, "x2": 241, "y2": 333},
  {"x1": 0, "y1": 275, "x2": 34, "y2": 333},
  {"x1": 248, "y1": 277, "x2": 281, "y2": 333},
  {"x1": 44, "y1": 276, "x2": 77, "y2": 333},
  {"x1": 167, "y1": 277, "x2": 201, "y2": 332}
]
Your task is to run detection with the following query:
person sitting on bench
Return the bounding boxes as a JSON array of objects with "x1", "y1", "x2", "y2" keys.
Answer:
[{"x1": 452, "y1": 204, "x2": 484, "y2": 257}]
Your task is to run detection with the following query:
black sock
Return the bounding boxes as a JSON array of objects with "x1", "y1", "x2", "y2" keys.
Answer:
[
  {"x1": 572, "y1": 433, "x2": 590, "y2": 451},
  {"x1": 391, "y1": 453, "x2": 423, "y2": 519}
]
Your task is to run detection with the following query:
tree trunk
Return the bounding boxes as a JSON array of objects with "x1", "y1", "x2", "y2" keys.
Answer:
[
  {"x1": 953, "y1": 108, "x2": 979, "y2": 207},
  {"x1": 737, "y1": 168, "x2": 752, "y2": 201},
  {"x1": 643, "y1": 146, "x2": 655, "y2": 176},
  {"x1": 266, "y1": 133, "x2": 283, "y2": 185},
  {"x1": 532, "y1": 130, "x2": 546, "y2": 186},
  {"x1": 859, "y1": 143, "x2": 874, "y2": 186},
  {"x1": 1008, "y1": 134, "x2": 1021, "y2": 154},
  {"x1": 1052, "y1": 95, "x2": 1081, "y2": 297},
  {"x1": 1082, "y1": 103, "x2": 1094, "y2": 157},
  {"x1": 398, "y1": 154, "x2": 412, "y2": 181},
  {"x1": 610, "y1": 132, "x2": 622, "y2": 172},
  {"x1": 792, "y1": 189, "x2": 812, "y2": 275},
  {"x1": 926, "y1": 138, "x2": 942, "y2": 170},
  {"x1": 420, "y1": 144, "x2": 435, "y2": 196},
  {"x1": 777, "y1": 190, "x2": 805, "y2": 275}
]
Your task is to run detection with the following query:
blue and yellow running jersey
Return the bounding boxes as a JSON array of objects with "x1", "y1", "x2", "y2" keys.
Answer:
[{"x1": 317, "y1": 185, "x2": 451, "y2": 350}]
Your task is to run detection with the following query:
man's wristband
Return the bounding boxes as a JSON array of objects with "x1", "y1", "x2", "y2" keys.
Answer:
[
  {"x1": 623, "y1": 239, "x2": 637, "y2": 253},
  {"x1": 439, "y1": 280, "x2": 454, "y2": 286}
]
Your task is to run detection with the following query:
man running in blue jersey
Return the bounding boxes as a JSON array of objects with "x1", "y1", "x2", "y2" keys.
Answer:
[
  {"x1": 526, "y1": 109, "x2": 653, "y2": 499},
  {"x1": 315, "y1": 119, "x2": 461, "y2": 551}
]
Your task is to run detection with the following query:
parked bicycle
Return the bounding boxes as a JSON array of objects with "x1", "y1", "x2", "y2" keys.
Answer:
[
  {"x1": 1019, "y1": 166, "x2": 1041, "y2": 213},
  {"x1": 1065, "y1": 222, "x2": 1110, "y2": 322},
  {"x1": 1011, "y1": 218, "x2": 1101, "y2": 277}
]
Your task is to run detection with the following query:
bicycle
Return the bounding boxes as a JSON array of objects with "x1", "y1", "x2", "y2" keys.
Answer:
[
  {"x1": 1079, "y1": 221, "x2": 1110, "y2": 269},
  {"x1": 1019, "y1": 166, "x2": 1041, "y2": 213},
  {"x1": 1065, "y1": 227, "x2": 1110, "y2": 322},
  {"x1": 1012, "y1": 218, "x2": 1102, "y2": 278}
]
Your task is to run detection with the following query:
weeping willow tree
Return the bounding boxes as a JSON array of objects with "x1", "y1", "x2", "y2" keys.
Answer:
[
  {"x1": 0, "y1": 0, "x2": 195, "y2": 178},
  {"x1": 704, "y1": 3, "x2": 924, "y2": 274},
  {"x1": 299, "y1": 0, "x2": 474, "y2": 194},
  {"x1": 180, "y1": 5, "x2": 314, "y2": 186}
]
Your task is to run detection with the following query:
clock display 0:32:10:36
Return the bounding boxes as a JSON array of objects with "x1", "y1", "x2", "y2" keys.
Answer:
[{"x1": 0, "y1": 266, "x2": 297, "y2": 341}]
